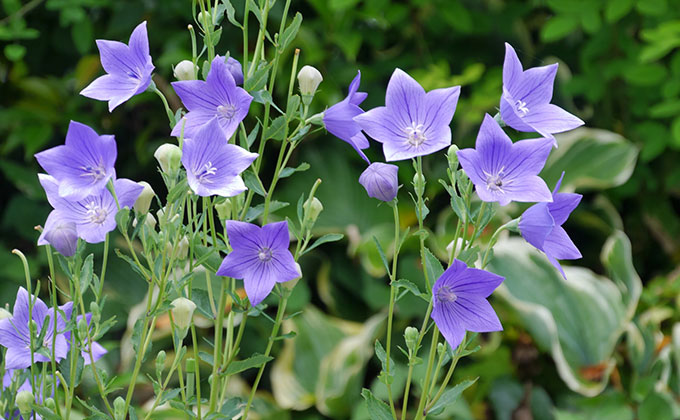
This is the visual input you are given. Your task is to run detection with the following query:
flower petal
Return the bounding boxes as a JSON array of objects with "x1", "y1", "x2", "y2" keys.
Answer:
[
  {"x1": 80, "y1": 74, "x2": 140, "y2": 112},
  {"x1": 502, "y1": 43, "x2": 524, "y2": 95},
  {"x1": 261, "y1": 221, "x2": 291, "y2": 251},
  {"x1": 519, "y1": 203, "x2": 554, "y2": 251},
  {"x1": 523, "y1": 104, "x2": 585, "y2": 138},
  {"x1": 224, "y1": 221, "x2": 262, "y2": 252},
  {"x1": 431, "y1": 301, "x2": 466, "y2": 350},
  {"x1": 502, "y1": 137, "x2": 553, "y2": 180},
  {"x1": 451, "y1": 296, "x2": 503, "y2": 333},
  {"x1": 217, "y1": 249, "x2": 259, "y2": 279},
  {"x1": 544, "y1": 225, "x2": 581, "y2": 261},
  {"x1": 243, "y1": 261, "x2": 278, "y2": 307}
]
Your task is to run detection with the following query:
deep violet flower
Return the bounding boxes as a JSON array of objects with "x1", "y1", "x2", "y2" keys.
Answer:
[
  {"x1": 38, "y1": 211, "x2": 78, "y2": 257},
  {"x1": 181, "y1": 118, "x2": 258, "y2": 197},
  {"x1": 519, "y1": 173, "x2": 582, "y2": 278},
  {"x1": 359, "y1": 162, "x2": 399, "y2": 202},
  {"x1": 171, "y1": 55, "x2": 253, "y2": 139},
  {"x1": 457, "y1": 114, "x2": 553, "y2": 206},
  {"x1": 354, "y1": 68, "x2": 460, "y2": 161},
  {"x1": 39, "y1": 174, "x2": 143, "y2": 244},
  {"x1": 34, "y1": 121, "x2": 117, "y2": 201},
  {"x1": 501, "y1": 43, "x2": 584, "y2": 144},
  {"x1": 217, "y1": 221, "x2": 300, "y2": 307},
  {"x1": 323, "y1": 70, "x2": 371, "y2": 162},
  {"x1": 0, "y1": 288, "x2": 73, "y2": 370},
  {"x1": 80, "y1": 21, "x2": 155, "y2": 112},
  {"x1": 431, "y1": 259, "x2": 504, "y2": 350}
]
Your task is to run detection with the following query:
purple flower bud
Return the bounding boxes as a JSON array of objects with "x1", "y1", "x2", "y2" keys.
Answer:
[
  {"x1": 225, "y1": 56, "x2": 244, "y2": 85},
  {"x1": 359, "y1": 162, "x2": 399, "y2": 202},
  {"x1": 38, "y1": 211, "x2": 78, "y2": 257}
]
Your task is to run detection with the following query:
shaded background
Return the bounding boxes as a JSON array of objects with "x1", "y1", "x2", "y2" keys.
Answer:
[{"x1": 1, "y1": 0, "x2": 679, "y2": 419}]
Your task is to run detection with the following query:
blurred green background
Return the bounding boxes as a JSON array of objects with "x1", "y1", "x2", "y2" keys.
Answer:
[{"x1": 1, "y1": 0, "x2": 680, "y2": 418}]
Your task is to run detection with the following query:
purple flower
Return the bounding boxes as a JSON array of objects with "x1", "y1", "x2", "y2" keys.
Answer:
[
  {"x1": 80, "y1": 21, "x2": 155, "y2": 112},
  {"x1": 34, "y1": 121, "x2": 117, "y2": 201},
  {"x1": 181, "y1": 118, "x2": 258, "y2": 197},
  {"x1": 64, "y1": 314, "x2": 107, "y2": 366},
  {"x1": 226, "y1": 56, "x2": 244, "y2": 85},
  {"x1": 519, "y1": 173, "x2": 582, "y2": 278},
  {"x1": 38, "y1": 211, "x2": 78, "y2": 257},
  {"x1": 431, "y1": 259, "x2": 504, "y2": 350},
  {"x1": 39, "y1": 174, "x2": 143, "y2": 244},
  {"x1": 457, "y1": 114, "x2": 553, "y2": 206},
  {"x1": 323, "y1": 70, "x2": 370, "y2": 162},
  {"x1": 354, "y1": 68, "x2": 460, "y2": 161},
  {"x1": 359, "y1": 162, "x2": 399, "y2": 202},
  {"x1": 0, "y1": 288, "x2": 73, "y2": 370},
  {"x1": 3, "y1": 370, "x2": 44, "y2": 420},
  {"x1": 501, "y1": 43, "x2": 584, "y2": 144},
  {"x1": 217, "y1": 221, "x2": 300, "y2": 307},
  {"x1": 171, "y1": 55, "x2": 253, "y2": 139}
]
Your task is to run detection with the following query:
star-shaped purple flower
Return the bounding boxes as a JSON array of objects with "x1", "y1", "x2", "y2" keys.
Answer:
[
  {"x1": 519, "y1": 173, "x2": 582, "y2": 278},
  {"x1": 171, "y1": 55, "x2": 253, "y2": 139},
  {"x1": 323, "y1": 70, "x2": 371, "y2": 162},
  {"x1": 500, "y1": 43, "x2": 584, "y2": 144},
  {"x1": 354, "y1": 68, "x2": 460, "y2": 161},
  {"x1": 359, "y1": 162, "x2": 399, "y2": 202},
  {"x1": 431, "y1": 259, "x2": 504, "y2": 350},
  {"x1": 457, "y1": 114, "x2": 553, "y2": 206},
  {"x1": 38, "y1": 211, "x2": 78, "y2": 257},
  {"x1": 80, "y1": 21, "x2": 155, "y2": 112},
  {"x1": 39, "y1": 174, "x2": 143, "y2": 244},
  {"x1": 181, "y1": 118, "x2": 258, "y2": 197},
  {"x1": 34, "y1": 121, "x2": 117, "y2": 201},
  {"x1": 0, "y1": 288, "x2": 73, "y2": 370},
  {"x1": 217, "y1": 221, "x2": 300, "y2": 307}
]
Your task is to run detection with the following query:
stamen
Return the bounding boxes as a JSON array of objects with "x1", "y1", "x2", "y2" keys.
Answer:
[
  {"x1": 81, "y1": 164, "x2": 107, "y2": 183},
  {"x1": 483, "y1": 167, "x2": 510, "y2": 193},
  {"x1": 436, "y1": 286, "x2": 458, "y2": 303},
  {"x1": 403, "y1": 122, "x2": 427, "y2": 147},
  {"x1": 85, "y1": 202, "x2": 108, "y2": 225},
  {"x1": 515, "y1": 100, "x2": 529, "y2": 116},
  {"x1": 196, "y1": 161, "x2": 218, "y2": 184},
  {"x1": 217, "y1": 104, "x2": 238, "y2": 120},
  {"x1": 257, "y1": 247, "x2": 273, "y2": 262}
]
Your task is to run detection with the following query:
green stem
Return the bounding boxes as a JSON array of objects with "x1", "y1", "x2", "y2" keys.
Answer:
[
  {"x1": 425, "y1": 335, "x2": 465, "y2": 413},
  {"x1": 149, "y1": 81, "x2": 174, "y2": 125},
  {"x1": 401, "y1": 298, "x2": 434, "y2": 420},
  {"x1": 242, "y1": 0, "x2": 249, "y2": 78},
  {"x1": 384, "y1": 201, "x2": 400, "y2": 419},
  {"x1": 12, "y1": 250, "x2": 37, "y2": 405},
  {"x1": 414, "y1": 327, "x2": 440, "y2": 420},
  {"x1": 97, "y1": 234, "x2": 109, "y2": 303},
  {"x1": 44, "y1": 245, "x2": 62, "y2": 417}
]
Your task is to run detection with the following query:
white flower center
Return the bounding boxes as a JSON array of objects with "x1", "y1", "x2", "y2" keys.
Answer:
[
  {"x1": 515, "y1": 100, "x2": 529, "y2": 116},
  {"x1": 85, "y1": 202, "x2": 108, "y2": 224},
  {"x1": 217, "y1": 104, "x2": 237, "y2": 120},
  {"x1": 484, "y1": 167, "x2": 510, "y2": 193},
  {"x1": 436, "y1": 286, "x2": 457, "y2": 303},
  {"x1": 196, "y1": 161, "x2": 218, "y2": 184},
  {"x1": 404, "y1": 122, "x2": 426, "y2": 147},
  {"x1": 81, "y1": 164, "x2": 107, "y2": 183},
  {"x1": 257, "y1": 247, "x2": 273, "y2": 262}
]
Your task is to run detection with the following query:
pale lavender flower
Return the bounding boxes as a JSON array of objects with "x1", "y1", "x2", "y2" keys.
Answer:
[
  {"x1": 359, "y1": 162, "x2": 399, "y2": 202},
  {"x1": 34, "y1": 121, "x2": 117, "y2": 201},
  {"x1": 431, "y1": 259, "x2": 504, "y2": 350},
  {"x1": 38, "y1": 211, "x2": 78, "y2": 257},
  {"x1": 217, "y1": 221, "x2": 300, "y2": 307},
  {"x1": 171, "y1": 55, "x2": 253, "y2": 139},
  {"x1": 519, "y1": 173, "x2": 582, "y2": 278},
  {"x1": 181, "y1": 118, "x2": 258, "y2": 197},
  {"x1": 501, "y1": 43, "x2": 584, "y2": 144},
  {"x1": 354, "y1": 68, "x2": 460, "y2": 161},
  {"x1": 323, "y1": 70, "x2": 370, "y2": 162},
  {"x1": 457, "y1": 114, "x2": 553, "y2": 206},
  {"x1": 80, "y1": 21, "x2": 155, "y2": 112},
  {"x1": 0, "y1": 288, "x2": 73, "y2": 370},
  {"x1": 226, "y1": 56, "x2": 244, "y2": 85},
  {"x1": 39, "y1": 174, "x2": 143, "y2": 244},
  {"x1": 3, "y1": 370, "x2": 43, "y2": 420}
]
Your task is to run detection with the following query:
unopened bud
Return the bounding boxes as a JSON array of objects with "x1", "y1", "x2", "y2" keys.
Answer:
[
  {"x1": 303, "y1": 197, "x2": 323, "y2": 225},
  {"x1": 437, "y1": 342, "x2": 446, "y2": 356},
  {"x1": 174, "y1": 60, "x2": 198, "y2": 81},
  {"x1": 177, "y1": 236, "x2": 189, "y2": 260},
  {"x1": 156, "y1": 350, "x2": 166, "y2": 376},
  {"x1": 171, "y1": 297, "x2": 196, "y2": 330},
  {"x1": 154, "y1": 144, "x2": 182, "y2": 174},
  {"x1": 297, "y1": 65, "x2": 323, "y2": 103},
  {"x1": 133, "y1": 213, "x2": 157, "y2": 231},
  {"x1": 447, "y1": 145, "x2": 459, "y2": 170},
  {"x1": 44, "y1": 397, "x2": 56, "y2": 411},
  {"x1": 404, "y1": 326, "x2": 419, "y2": 353},
  {"x1": 90, "y1": 301, "x2": 101, "y2": 325},
  {"x1": 78, "y1": 317, "x2": 89, "y2": 339},
  {"x1": 113, "y1": 396, "x2": 126, "y2": 420},
  {"x1": 197, "y1": 11, "x2": 212, "y2": 26},
  {"x1": 16, "y1": 390, "x2": 34, "y2": 415},
  {"x1": 0, "y1": 308, "x2": 11, "y2": 320},
  {"x1": 215, "y1": 200, "x2": 232, "y2": 220},
  {"x1": 412, "y1": 173, "x2": 426, "y2": 197},
  {"x1": 283, "y1": 262, "x2": 302, "y2": 290},
  {"x1": 134, "y1": 181, "x2": 155, "y2": 214}
]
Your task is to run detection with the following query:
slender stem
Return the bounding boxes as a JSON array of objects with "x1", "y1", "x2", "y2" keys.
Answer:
[
  {"x1": 150, "y1": 81, "x2": 175, "y2": 125},
  {"x1": 97, "y1": 234, "x2": 109, "y2": 303},
  {"x1": 198, "y1": 0, "x2": 215, "y2": 61},
  {"x1": 190, "y1": 323, "x2": 203, "y2": 419},
  {"x1": 383, "y1": 201, "x2": 400, "y2": 419},
  {"x1": 242, "y1": 0, "x2": 250, "y2": 78},
  {"x1": 44, "y1": 245, "x2": 62, "y2": 417},
  {"x1": 208, "y1": 277, "x2": 227, "y2": 412},
  {"x1": 480, "y1": 219, "x2": 517, "y2": 269},
  {"x1": 414, "y1": 327, "x2": 440, "y2": 420},
  {"x1": 425, "y1": 336, "x2": 465, "y2": 413},
  {"x1": 247, "y1": 0, "x2": 270, "y2": 79},
  {"x1": 242, "y1": 293, "x2": 289, "y2": 419},
  {"x1": 401, "y1": 298, "x2": 434, "y2": 420},
  {"x1": 12, "y1": 250, "x2": 37, "y2": 403}
]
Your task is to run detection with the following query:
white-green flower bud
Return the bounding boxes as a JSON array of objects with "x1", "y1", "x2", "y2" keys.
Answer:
[
  {"x1": 132, "y1": 213, "x2": 157, "y2": 231},
  {"x1": 15, "y1": 390, "x2": 34, "y2": 416},
  {"x1": 303, "y1": 197, "x2": 323, "y2": 225},
  {"x1": 177, "y1": 236, "x2": 189, "y2": 260},
  {"x1": 215, "y1": 200, "x2": 232, "y2": 220},
  {"x1": 0, "y1": 307, "x2": 11, "y2": 320},
  {"x1": 173, "y1": 60, "x2": 198, "y2": 81},
  {"x1": 134, "y1": 181, "x2": 155, "y2": 214},
  {"x1": 412, "y1": 173, "x2": 426, "y2": 197},
  {"x1": 156, "y1": 350, "x2": 166, "y2": 376},
  {"x1": 90, "y1": 301, "x2": 101, "y2": 325},
  {"x1": 447, "y1": 145, "x2": 459, "y2": 170},
  {"x1": 283, "y1": 262, "x2": 302, "y2": 290},
  {"x1": 171, "y1": 297, "x2": 196, "y2": 330},
  {"x1": 77, "y1": 316, "x2": 88, "y2": 339},
  {"x1": 297, "y1": 65, "x2": 323, "y2": 104},
  {"x1": 437, "y1": 342, "x2": 446, "y2": 356},
  {"x1": 404, "y1": 326, "x2": 419, "y2": 353},
  {"x1": 44, "y1": 397, "x2": 56, "y2": 411},
  {"x1": 154, "y1": 143, "x2": 182, "y2": 174},
  {"x1": 113, "y1": 396, "x2": 126, "y2": 420}
]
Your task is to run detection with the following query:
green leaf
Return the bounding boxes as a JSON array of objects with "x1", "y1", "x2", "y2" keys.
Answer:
[
  {"x1": 252, "y1": 89, "x2": 273, "y2": 105},
  {"x1": 361, "y1": 388, "x2": 393, "y2": 420},
  {"x1": 541, "y1": 15, "x2": 580, "y2": 42},
  {"x1": 423, "y1": 247, "x2": 444, "y2": 284},
  {"x1": 279, "y1": 162, "x2": 310, "y2": 178},
  {"x1": 428, "y1": 377, "x2": 478, "y2": 416},
  {"x1": 194, "y1": 244, "x2": 222, "y2": 273},
  {"x1": 221, "y1": 0, "x2": 242, "y2": 28},
  {"x1": 245, "y1": 201, "x2": 289, "y2": 222},
  {"x1": 191, "y1": 288, "x2": 215, "y2": 319},
  {"x1": 80, "y1": 253, "x2": 94, "y2": 293},
  {"x1": 623, "y1": 63, "x2": 667, "y2": 86},
  {"x1": 265, "y1": 116, "x2": 287, "y2": 141},
  {"x1": 279, "y1": 12, "x2": 302, "y2": 51},
  {"x1": 393, "y1": 279, "x2": 426, "y2": 300},
  {"x1": 302, "y1": 233, "x2": 344, "y2": 255},
  {"x1": 605, "y1": 0, "x2": 634, "y2": 22},
  {"x1": 4, "y1": 43, "x2": 25, "y2": 61},
  {"x1": 244, "y1": 62, "x2": 270, "y2": 92},
  {"x1": 243, "y1": 169, "x2": 266, "y2": 197},
  {"x1": 223, "y1": 353, "x2": 273, "y2": 376},
  {"x1": 372, "y1": 236, "x2": 390, "y2": 274}
]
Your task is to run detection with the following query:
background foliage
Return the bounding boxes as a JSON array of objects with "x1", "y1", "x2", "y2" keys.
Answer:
[{"x1": 1, "y1": 0, "x2": 679, "y2": 418}]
